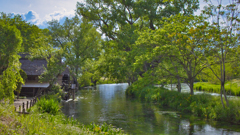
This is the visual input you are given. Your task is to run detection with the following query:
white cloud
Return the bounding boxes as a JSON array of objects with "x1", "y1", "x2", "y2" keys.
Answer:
[
  {"x1": 0, "y1": 0, "x2": 84, "y2": 28},
  {"x1": 16, "y1": 8, "x2": 75, "y2": 28},
  {"x1": 44, "y1": 8, "x2": 75, "y2": 23},
  {"x1": 22, "y1": 10, "x2": 40, "y2": 24}
]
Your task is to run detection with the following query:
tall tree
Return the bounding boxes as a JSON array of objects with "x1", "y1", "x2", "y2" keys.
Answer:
[
  {"x1": 47, "y1": 17, "x2": 102, "y2": 89},
  {"x1": 76, "y1": 0, "x2": 199, "y2": 85},
  {"x1": 202, "y1": 0, "x2": 240, "y2": 107},
  {"x1": 135, "y1": 14, "x2": 210, "y2": 95},
  {"x1": 0, "y1": 19, "x2": 23, "y2": 102},
  {"x1": 0, "y1": 12, "x2": 49, "y2": 53}
]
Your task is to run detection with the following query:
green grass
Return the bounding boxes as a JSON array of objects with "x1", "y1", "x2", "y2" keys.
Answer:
[
  {"x1": 0, "y1": 98, "x2": 126, "y2": 135},
  {"x1": 194, "y1": 80, "x2": 240, "y2": 96},
  {"x1": 126, "y1": 85, "x2": 240, "y2": 124}
]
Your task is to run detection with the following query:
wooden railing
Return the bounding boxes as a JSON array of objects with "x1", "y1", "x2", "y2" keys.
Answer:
[{"x1": 15, "y1": 88, "x2": 46, "y2": 114}]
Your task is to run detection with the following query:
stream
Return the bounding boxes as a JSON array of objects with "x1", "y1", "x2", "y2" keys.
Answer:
[{"x1": 61, "y1": 83, "x2": 240, "y2": 135}]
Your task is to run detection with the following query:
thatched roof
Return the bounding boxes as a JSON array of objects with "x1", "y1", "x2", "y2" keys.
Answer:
[
  {"x1": 19, "y1": 54, "x2": 69, "y2": 76},
  {"x1": 20, "y1": 59, "x2": 47, "y2": 75},
  {"x1": 19, "y1": 53, "x2": 46, "y2": 75}
]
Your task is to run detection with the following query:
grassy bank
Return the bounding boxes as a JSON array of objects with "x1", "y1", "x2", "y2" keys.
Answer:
[
  {"x1": 194, "y1": 80, "x2": 240, "y2": 96},
  {"x1": 0, "y1": 93, "x2": 126, "y2": 135},
  {"x1": 126, "y1": 85, "x2": 240, "y2": 124}
]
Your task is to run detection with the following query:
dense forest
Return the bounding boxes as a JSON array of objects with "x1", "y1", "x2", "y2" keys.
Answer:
[{"x1": 0, "y1": 0, "x2": 240, "y2": 110}]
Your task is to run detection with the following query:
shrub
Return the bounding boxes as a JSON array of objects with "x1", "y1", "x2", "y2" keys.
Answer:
[
  {"x1": 126, "y1": 82, "x2": 240, "y2": 124},
  {"x1": 36, "y1": 98, "x2": 61, "y2": 115}
]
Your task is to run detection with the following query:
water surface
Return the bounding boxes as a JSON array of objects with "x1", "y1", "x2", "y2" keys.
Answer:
[{"x1": 61, "y1": 83, "x2": 240, "y2": 135}]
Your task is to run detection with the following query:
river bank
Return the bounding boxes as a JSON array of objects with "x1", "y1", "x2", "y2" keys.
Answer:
[
  {"x1": 194, "y1": 81, "x2": 240, "y2": 96},
  {"x1": 126, "y1": 85, "x2": 240, "y2": 125},
  {"x1": 0, "y1": 92, "x2": 126, "y2": 135}
]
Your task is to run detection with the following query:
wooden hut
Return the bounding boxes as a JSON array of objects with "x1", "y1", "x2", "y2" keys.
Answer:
[
  {"x1": 19, "y1": 54, "x2": 70, "y2": 97},
  {"x1": 19, "y1": 54, "x2": 49, "y2": 97}
]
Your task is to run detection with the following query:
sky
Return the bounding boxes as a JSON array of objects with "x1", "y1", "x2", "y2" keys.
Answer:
[
  {"x1": 0, "y1": 0, "x2": 225, "y2": 29},
  {"x1": 0, "y1": 0, "x2": 83, "y2": 28}
]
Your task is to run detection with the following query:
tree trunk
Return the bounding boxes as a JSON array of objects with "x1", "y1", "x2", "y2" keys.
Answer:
[
  {"x1": 177, "y1": 77, "x2": 181, "y2": 92},
  {"x1": 17, "y1": 91, "x2": 20, "y2": 99},
  {"x1": 222, "y1": 53, "x2": 229, "y2": 107},
  {"x1": 220, "y1": 84, "x2": 225, "y2": 108},
  {"x1": 222, "y1": 81, "x2": 229, "y2": 107},
  {"x1": 190, "y1": 80, "x2": 194, "y2": 95}
]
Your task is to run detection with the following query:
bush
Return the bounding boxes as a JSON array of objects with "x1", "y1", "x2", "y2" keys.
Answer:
[
  {"x1": 36, "y1": 98, "x2": 61, "y2": 115},
  {"x1": 126, "y1": 82, "x2": 240, "y2": 124}
]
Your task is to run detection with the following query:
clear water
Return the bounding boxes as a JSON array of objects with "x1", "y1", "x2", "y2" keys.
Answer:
[{"x1": 61, "y1": 83, "x2": 240, "y2": 135}]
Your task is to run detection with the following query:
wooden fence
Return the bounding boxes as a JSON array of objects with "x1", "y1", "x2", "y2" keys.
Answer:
[{"x1": 15, "y1": 89, "x2": 46, "y2": 114}]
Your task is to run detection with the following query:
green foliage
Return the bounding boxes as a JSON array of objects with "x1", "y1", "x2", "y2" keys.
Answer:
[
  {"x1": 78, "y1": 59, "x2": 102, "y2": 87},
  {"x1": 0, "y1": 103, "x2": 127, "y2": 135},
  {"x1": 0, "y1": 12, "x2": 50, "y2": 53},
  {"x1": 15, "y1": 69, "x2": 27, "y2": 99},
  {"x1": 126, "y1": 84, "x2": 240, "y2": 124},
  {"x1": 48, "y1": 17, "x2": 102, "y2": 88},
  {"x1": 77, "y1": 0, "x2": 199, "y2": 86},
  {"x1": 85, "y1": 122, "x2": 124, "y2": 134},
  {"x1": 36, "y1": 98, "x2": 61, "y2": 115},
  {"x1": 0, "y1": 18, "x2": 24, "y2": 102},
  {"x1": 0, "y1": 12, "x2": 50, "y2": 102}
]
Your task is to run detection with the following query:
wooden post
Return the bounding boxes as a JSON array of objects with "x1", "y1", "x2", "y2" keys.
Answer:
[
  {"x1": 72, "y1": 89, "x2": 75, "y2": 100},
  {"x1": 27, "y1": 101, "x2": 29, "y2": 110},
  {"x1": 33, "y1": 88, "x2": 35, "y2": 97},
  {"x1": 15, "y1": 107, "x2": 16, "y2": 111},
  {"x1": 23, "y1": 102, "x2": 25, "y2": 113},
  {"x1": 19, "y1": 105, "x2": 21, "y2": 112}
]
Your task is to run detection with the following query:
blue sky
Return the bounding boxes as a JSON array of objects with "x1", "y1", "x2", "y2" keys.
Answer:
[
  {"x1": 0, "y1": 0, "x2": 223, "y2": 29},
  {"x1": 0, "y1": 0, "x2": 82, "y2": 28}
]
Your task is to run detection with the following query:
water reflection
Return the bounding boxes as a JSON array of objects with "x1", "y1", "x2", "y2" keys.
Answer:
[{"x1": 61, "y1": 83, "x2": 240, "y2": 135}]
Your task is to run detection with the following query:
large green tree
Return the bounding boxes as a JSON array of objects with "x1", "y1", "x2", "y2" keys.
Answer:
[
  {"x1": 76, "y1": 0, "x2": 199, "y2": 85},
  {"x1": 0, "y1": 12, "x2": 49, "y2": 53},
  {"x1": 201, "y1": 0, "x2": 240, "y2": 107},
  {"x1": 135, "y1": 14, "x2": 210, "y2": 95},
  {"x1": 0, "y1": 19, "x2": 23, "y2": 102},
  {"x1": 47, "y1": 16, "x2": 102, "y2": 89}
]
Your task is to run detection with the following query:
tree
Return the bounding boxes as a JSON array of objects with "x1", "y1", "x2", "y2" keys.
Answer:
[
  {"x1": 16, "y1": 69, "x2": 27, "y2": 99},
  {"x1": 48, "y1": 17, "x2": 102, "y2": 89},
  {"x1": 76, "y1": 0, "x2": 199, "y2": 85},
  {"x1": 201, "y1": 0, "x2": 240, "y2": 107},
  {"x1": 0, "y1": 12, "x2": 49, "y2": 53},
  {"x1": 135, "y1": 14, "x2": 210, "y2": 95},
  {"x1": 0, "y1": 12, "x2": 51, "y2": 102},
  {"x1": 0, "y1": 20, "x2": 23, "y2": 102}
]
